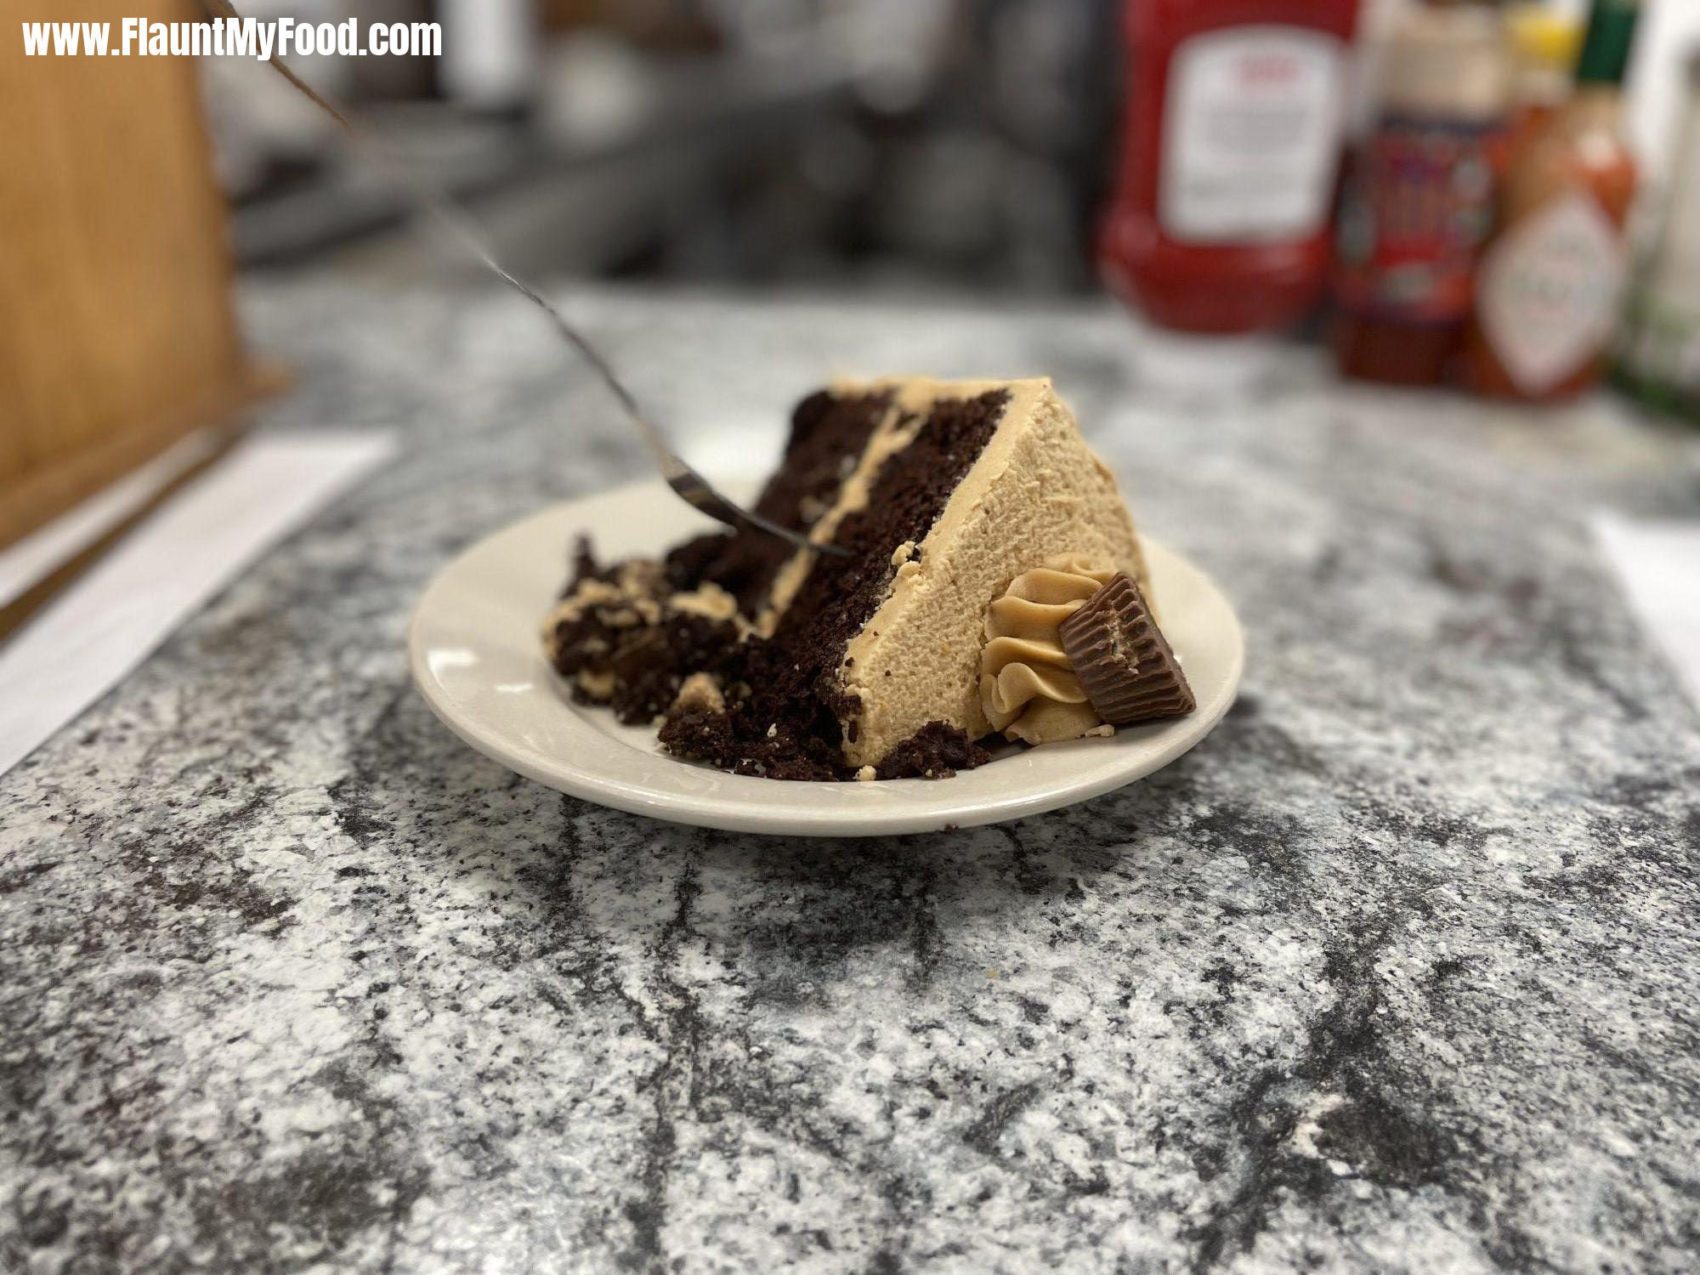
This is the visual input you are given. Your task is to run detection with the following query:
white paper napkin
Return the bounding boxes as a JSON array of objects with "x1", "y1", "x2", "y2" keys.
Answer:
[
  {"x1": 1594, "y1": 512, "x2": 1700, "y2": 712},
  {"x1": 0, "y1": 431, "x2": 395, "y2": 778},
  {"x1": 0, "y1": 429, "x2": 229, "y2": 613}
]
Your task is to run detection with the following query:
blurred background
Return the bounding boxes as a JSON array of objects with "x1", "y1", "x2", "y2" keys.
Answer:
[
  {"x1": 4, "y1": 0, "x2": 1700, "y2": 772},
  {"x1": 212, "y1": 0, "x2": 1130, "y2": 293},
  {"x1": 5, "y1": 0, "x2": 1700, "y2": 643},
  {"x1": 205, "y1": 0, "x2": 1691, "y2": 293},
  {"x1": 198, "y1": 0, "x2": 1700, "y2": 408}
]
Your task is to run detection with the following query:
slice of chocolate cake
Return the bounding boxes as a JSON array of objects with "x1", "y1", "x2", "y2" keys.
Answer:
[{"x1": 547, "y1": 378, "x2": 1157, "y2": 780}]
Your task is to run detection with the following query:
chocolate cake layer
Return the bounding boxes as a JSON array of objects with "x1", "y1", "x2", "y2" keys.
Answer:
[
  {"x1": 663, "y1": 390, "x2": 890, "y2": 613},
  {"x1": 651, "y1": 389, "x2": 1012, "y2": 779},
  {"x1": 872, "y1": 722, "x2": 992, "y2": 781},
  {"x1": 672, "y1": 389, "x2": 1009, "y2": 778}
]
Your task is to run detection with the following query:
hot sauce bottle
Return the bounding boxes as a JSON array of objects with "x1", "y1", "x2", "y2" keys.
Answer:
[
  {"x1": 1464, "y1": 0, "x2": 1640, "y2": 402},
  {"x1": 1098, "y1": 0, "x2": 1361, "y2": 335},
  {"x1": 1504, "y1": 3, "x2": 1584, "y2": 158},
  {"x1": 1331, "y1": 1, "x2": 1510, "y2": 386}
]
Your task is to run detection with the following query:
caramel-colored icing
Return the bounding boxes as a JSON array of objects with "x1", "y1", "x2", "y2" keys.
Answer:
[
  {"x1": 979, "y1": 556, "x2": 1114, "y2": 745},
  {"x1": 836, "y1": 378, "x2": 1145, "y2": 768}
]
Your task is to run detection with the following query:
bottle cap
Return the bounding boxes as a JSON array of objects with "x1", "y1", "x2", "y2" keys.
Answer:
[
  {"x1": 1381, "y1": 5, "x2": 1510, "y2": 121},
  {"x1": 1507, "y1": 5, "x2": 1583, "y2": 75},
  {"x1": 1576, "y1": 0, "x2": 1640, "y2": 87}
]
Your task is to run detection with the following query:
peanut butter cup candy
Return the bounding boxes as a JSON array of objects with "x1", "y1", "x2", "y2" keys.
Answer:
[{"x1": 1057, "y1": 573, "x2": 1194, "y2": 726}]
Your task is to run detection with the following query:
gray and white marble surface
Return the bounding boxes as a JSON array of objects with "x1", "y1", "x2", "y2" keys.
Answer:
[{"x1": 4, "y1": 280, "x2": 1700, "y2": 1274}]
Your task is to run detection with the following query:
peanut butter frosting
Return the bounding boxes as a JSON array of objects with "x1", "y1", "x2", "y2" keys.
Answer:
[
  {"x1": 980, "y1": 555, "x2": 1116, "y2": 745},
  {"x1": 672, "y1": 671, "x2": 726, "y2": 715},
  {"x1": 836, "y1": 379, "x2": 1145, "y2": 768}
]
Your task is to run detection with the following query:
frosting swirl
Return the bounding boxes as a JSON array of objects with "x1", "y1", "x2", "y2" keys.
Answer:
[{"x1": 979, "y1": 556, "x2": 1115, "y2": 745}]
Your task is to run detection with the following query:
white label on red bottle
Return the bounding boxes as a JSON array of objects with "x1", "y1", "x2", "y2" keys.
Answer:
[
  {"x1": 1478, "y1": 192, "x2": 1628, "y2": 395},
  {"x1": 1160, "y1": 26, "x2": 1346, "y2": 244}
]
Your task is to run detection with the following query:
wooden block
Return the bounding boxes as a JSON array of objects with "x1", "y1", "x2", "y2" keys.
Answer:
[{"x1": 0, "y1": 0, "x2": 269, "y2": 550}]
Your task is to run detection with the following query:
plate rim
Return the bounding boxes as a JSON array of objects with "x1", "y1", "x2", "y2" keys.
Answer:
[{"x1": 408, "y1": 488, "x2": 1245, "y2": 836}]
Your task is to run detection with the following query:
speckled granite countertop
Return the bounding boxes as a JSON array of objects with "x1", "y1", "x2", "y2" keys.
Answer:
[{"x1": 5, "y1": 282, "x2": 1700, "y2": 1274}]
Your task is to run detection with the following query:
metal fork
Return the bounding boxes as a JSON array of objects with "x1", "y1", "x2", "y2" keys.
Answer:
[{"x1": 203, "y1": 0, "x2": 842, "y2": 558}]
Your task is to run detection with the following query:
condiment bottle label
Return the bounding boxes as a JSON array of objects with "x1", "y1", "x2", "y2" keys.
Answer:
[
  {"x1": 1477, "y1": 191, "x2": 1628, "y2": 394},
  {"x1": 1333, "y1": 120, "x2": 1501, "y2": 321},
  {"x1": 1159, "y1": 27, "x2": 1346, "y2": 244}
]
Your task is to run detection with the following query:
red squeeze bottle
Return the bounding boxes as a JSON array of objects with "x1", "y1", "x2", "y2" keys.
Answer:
[{"x1": 1100, "y1": 0, "x2": 1361, "y2": 335}]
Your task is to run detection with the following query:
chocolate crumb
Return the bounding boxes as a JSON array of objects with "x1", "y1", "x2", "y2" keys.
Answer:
[{"x1": 874, "y1": 722, "x2": 992, "y2": 781}]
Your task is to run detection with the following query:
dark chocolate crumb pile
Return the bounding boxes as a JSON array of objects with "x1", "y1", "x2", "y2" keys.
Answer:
[
  {"x1": 658, "y1": 705, "x2": 849, "y2": 782},
  {"x1": 546, "y1": 391, "x2": 890, "y2": 731},
  {"x1": 545, "y1": 540, "x2": 742, "y2": 725},
  {"x1": 872, "y1": 722, "x2": 993, "y2": 780}
]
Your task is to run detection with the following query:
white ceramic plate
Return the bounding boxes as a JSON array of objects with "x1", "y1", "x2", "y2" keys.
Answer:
[{"x1": 409, "y1": 481, "x2": 1244, "y2": 836}]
